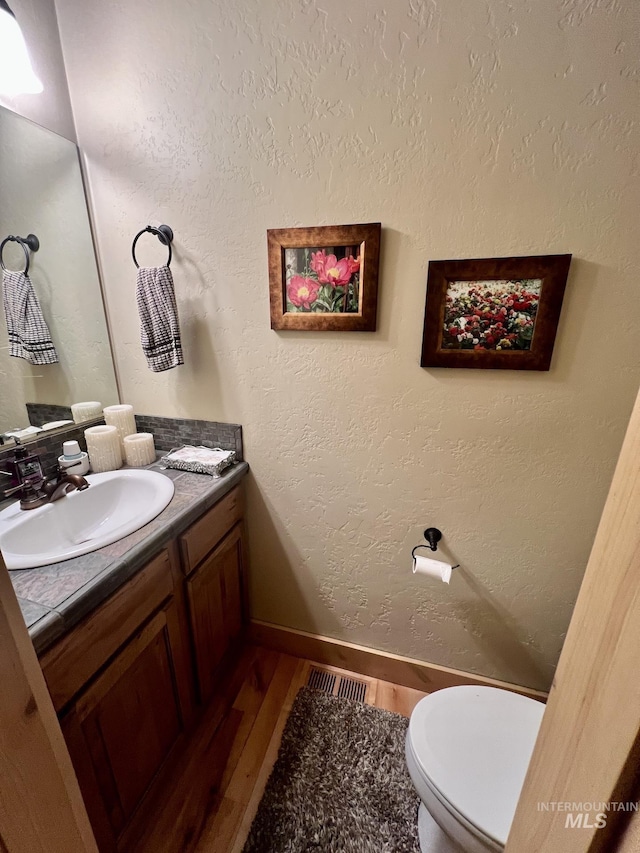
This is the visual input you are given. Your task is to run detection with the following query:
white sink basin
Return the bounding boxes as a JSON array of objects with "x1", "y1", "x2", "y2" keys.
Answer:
[{"x1": 0, "y1": 469, "x2": 174, "y2": 570}]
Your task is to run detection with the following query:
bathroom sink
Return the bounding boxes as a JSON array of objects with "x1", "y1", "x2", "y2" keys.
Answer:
[{"x1": 0, "y1": 469, "x2": 174, "y2": 570}]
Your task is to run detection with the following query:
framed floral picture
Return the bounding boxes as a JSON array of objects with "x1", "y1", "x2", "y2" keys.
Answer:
[
  {"x1": 420, "y1": 254, "x2": 572, "y2": 370},
  {"x1": 268, "y1": 223, "x2": 381, "y2": 331}
]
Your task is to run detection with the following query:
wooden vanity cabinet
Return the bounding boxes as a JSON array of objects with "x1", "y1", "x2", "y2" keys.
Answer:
[
  {"x1": 186, "y1": 523, "x2": 244, "y2": 703},
  {"x1": 39, "y1": 483, "x2": 247, "y2": 852},
  {"x1": 41, "y1": 548, "x2": 194, "y2": 851},
  {"x1": 59, "y1": 598, "x2": 188, "y2": 851},
  {"x1": 179, "y1": 486, "x2": 245, "y2": 704}
]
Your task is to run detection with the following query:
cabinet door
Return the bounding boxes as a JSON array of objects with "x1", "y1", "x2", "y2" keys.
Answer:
[
  {"x1": 66, "y1": 600, "x2": 187, "y2": 844},
  {"x1": 179, "y1": 485, "x2": 243, "y2": 574},
  {"x1": 186, "y1": 523, "x2": 244, "y2": 704},
  {"x1": 41, "y1": 549, "x2": 174, "y2": 713}
]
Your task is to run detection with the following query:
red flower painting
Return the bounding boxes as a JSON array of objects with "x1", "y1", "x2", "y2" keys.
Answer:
[{"x1": 285, "y1": 247, "x2": 360, "y2": 313}]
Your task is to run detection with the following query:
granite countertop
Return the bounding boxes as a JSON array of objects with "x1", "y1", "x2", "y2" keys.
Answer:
[{"x1": 9, "y1": 459, "x2": 249, "y2": 655}]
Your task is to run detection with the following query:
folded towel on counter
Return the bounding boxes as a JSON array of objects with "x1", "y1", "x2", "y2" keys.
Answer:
[
  {"x1": 136, "y1": 265, "x2": 184, "y2": 372},
  {"x1": 161, "y1": 446, "x2": 236, "y2": 476},
  {"x1": 2, "y1": 269, "x2": 58, "y2": 364}
]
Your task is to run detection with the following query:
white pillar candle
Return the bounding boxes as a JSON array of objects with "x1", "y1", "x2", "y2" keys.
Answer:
[
  {"x1": 71, "y1": 401, "x2": 103, "y2": 423},
  {"x1": 123, "y1": 433, "x2": 156, "y2": 467},
  {"x1": 85, "y1": 425, "x2": 122, "y2": 473},
  {"x1": 103, "y1": 404, "x2": 137, "y2": 452}
]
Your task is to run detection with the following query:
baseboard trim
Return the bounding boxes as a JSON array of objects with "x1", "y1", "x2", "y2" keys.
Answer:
[{"x1": 249, "y1": 620, "x2": 548, "y2": 702}]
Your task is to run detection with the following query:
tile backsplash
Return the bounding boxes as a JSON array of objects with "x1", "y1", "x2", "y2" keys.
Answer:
[
  {"x1": 134, "y1": 415, "x2": 243, "y2": 460},
  {"x1": 0, "y1": 414, "x2": 243, "y2": 476},
  {"x1": 25, "y1": 403, "x2": 74, "y2": 427}
]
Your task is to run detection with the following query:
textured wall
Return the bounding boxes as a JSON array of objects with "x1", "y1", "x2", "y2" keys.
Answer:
[
  {"x1": 0, "y1": 0, "x2": 74, "y2": 139},
  {"x1": 56, "y1": 0, "x2": 640, "y2": 690}
]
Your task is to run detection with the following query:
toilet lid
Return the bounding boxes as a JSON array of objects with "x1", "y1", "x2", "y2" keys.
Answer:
[{"x1": 408, "y1": 685, "x2": 545, "y2": 846}]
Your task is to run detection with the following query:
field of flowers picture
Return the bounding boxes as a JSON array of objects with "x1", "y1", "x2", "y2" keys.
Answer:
[
  {"x1": 421, "y1": 254, "x2": 572, "y2": 371},
  {"x1": 284, "y1": 246, "x2": 360, "y2": 314},
  {"x1": 268, "y1": 223, "x2": 381, "y2": 331},
  {"x1": 442, "y1": 279, "x2": 542, "y2": 351}
]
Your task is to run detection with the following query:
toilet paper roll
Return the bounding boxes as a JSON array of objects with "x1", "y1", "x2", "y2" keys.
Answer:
[{"x1": 412, "y1": 555, "x2": 453, "y2": 584}]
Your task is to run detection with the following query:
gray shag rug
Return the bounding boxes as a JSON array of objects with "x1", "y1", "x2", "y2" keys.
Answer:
[{"x1": 243, "y1": 686, "x2": 421, "y2": 853}]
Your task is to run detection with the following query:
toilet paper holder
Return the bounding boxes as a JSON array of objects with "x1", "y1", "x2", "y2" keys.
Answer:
[{"x1": 411, "y1": 528, "x2": 460, "y2": 568}]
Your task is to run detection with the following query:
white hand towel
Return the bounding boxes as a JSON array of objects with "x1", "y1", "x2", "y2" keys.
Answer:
[
  {"x1": 2, "y1": 269, "x2": 58, "y2": 364},
  {"x1": 135, "y1": 265, "x2": 184, "y2": 372}
]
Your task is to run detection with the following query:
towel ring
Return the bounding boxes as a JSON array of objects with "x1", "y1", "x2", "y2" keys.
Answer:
[
  {"x1": 0, "y1": 234, "x2": 39, "y2": 274},
  {"x1": 131, "y1": 224, "x2": 173, "y2": 269}
]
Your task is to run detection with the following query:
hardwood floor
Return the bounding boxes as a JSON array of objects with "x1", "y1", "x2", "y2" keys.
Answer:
[{"x1": 131, "y1": 643, "x2": 428, "y2": 853}]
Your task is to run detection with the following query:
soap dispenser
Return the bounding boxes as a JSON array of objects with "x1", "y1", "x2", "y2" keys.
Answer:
[
  {"x1": 5, "y1": 440, "x2": 44, "y2": 488},
  {"x1": 59, "y1": 440, "x2": 90, "y2": 476}
]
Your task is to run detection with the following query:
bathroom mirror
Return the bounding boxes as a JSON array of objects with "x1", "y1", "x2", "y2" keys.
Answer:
[{"x1": 0, "y1": 104, "x2": 118, "y2": 442}]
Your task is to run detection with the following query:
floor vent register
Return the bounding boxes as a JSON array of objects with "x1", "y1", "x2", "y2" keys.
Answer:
[{"x1": 307, "y1": 666, "x2": 368, "y2": 703}]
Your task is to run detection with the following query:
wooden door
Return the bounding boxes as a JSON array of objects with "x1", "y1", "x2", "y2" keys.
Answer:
[
  {"x1": 506, "y1": 386, "x2": 640, "y2": 851},
  {"x1": 0, "y1": 552, "x2": 97, "y2": 852},
  {"x1": 186, "y1": 524, "x2": 244, "y2": 704},
  {"x1": 64, "y1": 601, "x2": 186, "y2": 847}
]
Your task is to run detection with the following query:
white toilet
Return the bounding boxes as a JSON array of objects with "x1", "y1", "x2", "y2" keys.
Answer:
[{"x1": 405, "y1": 685, "x2": 545, "y2": 852}]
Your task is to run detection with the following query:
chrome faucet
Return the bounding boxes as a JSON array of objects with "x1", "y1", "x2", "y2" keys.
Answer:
[{"x1": 3, "y1": 462, "x2": 90, "y2": 510}]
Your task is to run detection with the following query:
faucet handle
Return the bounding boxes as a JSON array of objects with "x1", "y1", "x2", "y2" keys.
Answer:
[
  {"x1": 19, "y1": 480, "x2": 47, "y2": 510},
  {"x1": 3, "y1": 481, "x2": 29, "y2": 497},
  {"x1": 3, "y1": 479, "x2": 47, "y2": 510},
  {"x1": 45, "y1": 463, "x2": 71, "y2": 482}
]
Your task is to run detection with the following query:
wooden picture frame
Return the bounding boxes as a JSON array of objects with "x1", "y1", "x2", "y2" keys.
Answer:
[
  {"x1": 420, "y1": 254, "x2": 572, "y2": 371},
  {"x1": 268, "y1": 223, "x2": 381, "y2": 331}
]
